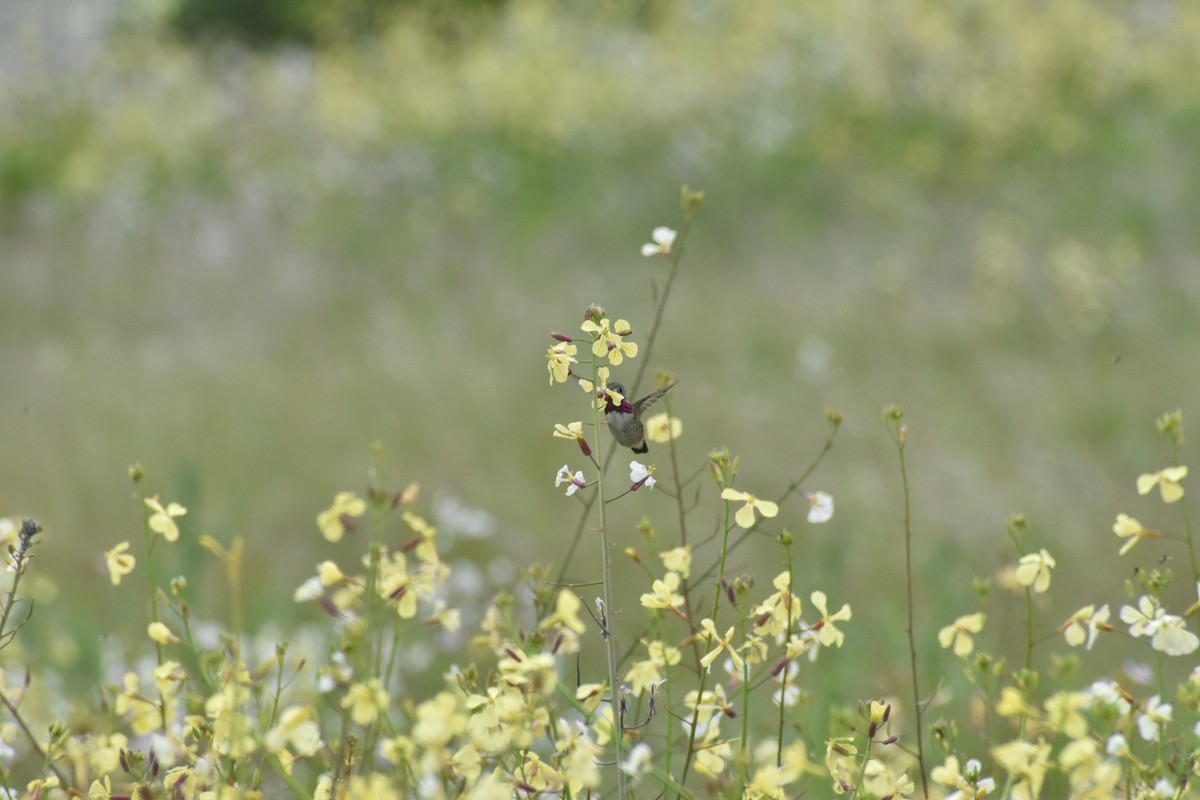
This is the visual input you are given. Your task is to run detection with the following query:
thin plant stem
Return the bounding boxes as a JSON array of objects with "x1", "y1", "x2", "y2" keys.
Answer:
[
  {"x1": 590, "y1": 358, "x2": 628, "y2": 800},
  {"x1": 888, "y1": 411, "x2": 929, "y2": 799},
  {"x1": 776, "y1": 537, "x2": 795, "y2": 767},
  {"x1": 1170, "y1": 440, "x2": 1199, "y2": 583}
]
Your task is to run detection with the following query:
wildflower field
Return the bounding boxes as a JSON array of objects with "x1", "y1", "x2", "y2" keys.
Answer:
[{"x1": 4, "y1": 0, "x2": 1200, "y2": 797}]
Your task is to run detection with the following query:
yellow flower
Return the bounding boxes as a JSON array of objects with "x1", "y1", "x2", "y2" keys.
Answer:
[
  {"x1": 1137, "y1": 465, "x2": 1188, "y2": 503},
  {"x1": 147, "y1": 622, "x2": 180, "y2": 644},
  {"x1": 991, "y1": 739, "x2": 1051, "y2": 800},
  {"x1": 104, "y1": 541, "x2": 136, "y2": 586},
  {"x1": 316, "y1": 491, "x2": 366, "y2": 542},
  {"x1": 938, "y1": 612, "x2": 986, "y2": 657},
  {"x1": 720, "y1": 488, "x2": 779, "y2": 529},
  {"x1": 546, "y1": 342, "x2": 578, "y2": 385},
  {"x1": 1014, "y1": 548, "x2": 1055, "y2": 593},
  {"x1": 660, "y1": 546, "x2": 692, "y2": 578},
  {"x1": 699, "y1": 618, "x2": 744, "y2": 673},
  {"x1": 265, "y1": 706, "x2": 323, "y2": 757},
  {"x1": 645, "y1": 412, "x2": 683, "y2": 444},
  {"x1": 553, "y1": 421, "x2": 592, "y2": 457},
  {"x1": 640, "y1": 571, "x2": 684, "y2": 612},
  {"x1": 1058, "y1": 604, "x2": 1110, "y2": 649},
  {"x1": 145, "y1": 496, "x2": 187, "y2": 542},
  {"x1": 539, "y1": 590, "x2": 586, "y2": 635},
  {"x1": 810, "y1": 591, "x2": 851, "y2": 648},
  {"x1": 1112, "y1": 513, "x2": 1160, "y2": 555},
  {"x1": 342, "y1": 679, "x2": 389, "y2": 726}
]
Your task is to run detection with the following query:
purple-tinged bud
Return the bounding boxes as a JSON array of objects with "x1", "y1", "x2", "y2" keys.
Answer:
[
  {"x1": 770, "y1": 657, "x2": 790, "y2": 677},
  {"x1": 504, "y1": 648, "x2": 523, "y2": 662},
  {"x1": 552, "y1": 633, "x2": 564, "y2": 654},
  {"x1": 551, "y1": 331, "x2": 574, "y2": 343},
  {"x1": 882, "y1": 735, "x2": 898, "y2": 745},
  {"x1": 577, "y1": 437, "x2": 592, "y2": 457},
  {"x1": 868, "y1": 721, "x2": 878, "y2": 738},
  {"x1": 338, "y1": 513, "x2": 358, "y2": 535},
  {"x1": 119, "y1": 748, "x2": 130, "y2": 773},
  {"x1": 583, "y1": 304, "x2": 606, "y2": 324},
  {"x1": 631, "y1": 476, "x2": 650, "y2": 492}
]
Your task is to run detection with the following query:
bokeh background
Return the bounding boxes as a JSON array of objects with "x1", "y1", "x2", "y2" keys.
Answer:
[{"x1": 4, "y1": 0, "x2": 1200, "y2": 695}]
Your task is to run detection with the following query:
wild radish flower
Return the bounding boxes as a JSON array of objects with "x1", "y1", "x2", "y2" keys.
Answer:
[
  {"x1": 721, "y1": 487, "x2": 779, "y2": 528},
  {"x1": 1137, "y1": 465, "x2": 1188, "y2": 503},
  {"x1": 265, "y1": 706, "x2": 322, "y2": 757},
  {"x1": 660, "y1": 545, "x2": 692, "y2": 578},
  {"x1": 1112, "y1": 513, "x2": 1160, "y2": 555},
  {"x1": 1120, "y1": 595, "x2": 1162, "y2": 638},
  {"x1": 555, "y1": 465, "x2": 587, "y2": 496},
  {"x1": 316, "y1": 491, "x2": 365, "y2": 542},
  {"x1": 104, "y1": 541, "x2": 136, "y2": 585},
  {"x1": 1058, "y1": 604, "x2": 1110, "y2": 649},
  {"x1": 640, "y1": 571, "x2": 684, "y2": 611},
  {"x1": 699, "y1": 618, "x2": 744, "y2": 673},
  {"x1": 938, "y1": 612, "x2": 986, "y2": 657},
  {"x1": 804, "y1": 491, "x2": 834, "y2": 523},
  {"x1": 546, "y1": 341, "x2": 578, "y2": 385},
  {"x1": 629, "y1": 460, "x2": 656, "y2": 490},
  {"x1": 1136, "y1": 695, "x2": 1171, "y2": 741},
  {"x1": 147, "y1": 622, "x2": 180, "y2": 644},
  {"x1": 620, "y1": 742, "x2": 654, "y2": 778},
  {"x1": 1014, "y1": 548, "x2": 1055, "y2": 593},
  {"x1": 539, "y1": 590, "x2": 586, "y2": 635},
  {"x1": 810, "y1": 590, "x2": 851, "y2": 648},
  {"x1": 641, "y1": 226, "x2": 677, "y2": 257},
  {"x1": 1149, "y1": 613, "x2": 1198, "y2": 655},
  {"x1": 342, "y1": 679, "x2": 389, "y2": 726},
  {"x1": 553, "y1": 421, "x2": 591, "y2": 457},
  {"x1": 645, "y1": 412, "x2": 683, "y2": 443},
  {"x1": 145, "y1": 496, "x2": 187, "y2": 542}
]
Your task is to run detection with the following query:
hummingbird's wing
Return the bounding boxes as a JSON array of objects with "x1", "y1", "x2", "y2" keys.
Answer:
[{"x1": 634, "y1": 381, "x2": 677, "y2": 415}]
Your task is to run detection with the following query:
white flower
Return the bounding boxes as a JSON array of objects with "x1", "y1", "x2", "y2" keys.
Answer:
[
  {"x1": 640, "y1": 226, "x2": 677, "y2": 257},
  {"x1": 1136, "y1": 695, "x2": 1171, "y2": 741},
  {"x1": 620, "y1": 742, "x2": 654, "y2": 778},
  {"x1": 555, "y1": 464, "x2": 586, "y2": 496},
  {"x1": 805, "y1": 491, "x2": 834, "y2": 523},
  {"x1": 630, "y1": 461, "x2": 656, "y2": 490},
  {"x1": 1105, "y1": 733, "x2": 1129, "y2": 758},
  {"x1": 1150, "y1": 613, "x2": 1199, "y2": 656}
]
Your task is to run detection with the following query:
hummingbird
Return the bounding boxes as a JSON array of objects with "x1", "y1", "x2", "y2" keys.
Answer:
[{"x1": 602, "y1": 380, "x2": 676, "y2": 454}]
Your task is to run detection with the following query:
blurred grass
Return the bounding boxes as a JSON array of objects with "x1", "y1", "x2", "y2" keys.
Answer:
[{"x1": 4, "y1": 0, "x2": 1200, "y2": 698}]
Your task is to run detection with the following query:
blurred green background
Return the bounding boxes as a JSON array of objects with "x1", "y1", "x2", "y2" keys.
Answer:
[{"x1": 4, "y1": 0, "x2": 1200, "y2": 699}]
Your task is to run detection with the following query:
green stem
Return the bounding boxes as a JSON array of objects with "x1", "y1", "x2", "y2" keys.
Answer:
[
  {"x1": 1171, "y1": 442, "x2": 1199, "y2": 584},
  {"x1": 776, "y1": 538, "x2": 795, "y2": 767},
  {"x1": 591, "y1": 360, "x2": 628, "y2": 800},
  {"x1": 891, "y1": 420, "x2": 929, "y2": 799}
]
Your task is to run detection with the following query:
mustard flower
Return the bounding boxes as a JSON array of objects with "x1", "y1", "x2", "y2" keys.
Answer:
[
  {"x1": 810, "y1": 590, "x2": 852, "y2": 648},
  {"x1": 316, "y1": 491, "x2": 365, "y2": 543},
  {"x1": 645, "y1": 412, "x2": 682, "y2": 444},
  {"x1": 555, "y1": 464, "x2": 587, "y2": 496},
  {"x1": 699, "y1": 618, "x2": 744, "y2": 673},
  {"x1": 342, "y1": 679, "x2": 389, "y2": 726},
  {"x1": 863, "y1": 759, "x2": 915, "y2": 799},
  {"x1": 721, "y1": 487, "x2": 779, "y2": 529},
  {"x1": 580, "y1": 317, "x2": 637, "y2": 365},
  {"x1": 629, "y1": 460, "x2": 656, "y2": 490},
  {"x1": 991, "y1": 739, "x2": 1051, "y2": 800},
  {"x1": 641, "y1": 226, "x2": 677, "y2": 257},
  {"x1": 104, "y1": 541, "x2": 136, "y2": 586},
  {"x1": 538, "y1": 589, "x2": 586, "y2": 635},
  {"x1": 1120, "y1": 594, "x2": 1161, "y2": 638},
  {"x1": 1136, "y1": 695, "x2": 1171, "y2": 741},
  {"x1": 938, "y1": 612, "x2": 986, "y2": 657},
  {"x1": 660, "y1": 545, "x2": 692, "y2": 578},
  {"x1": 640, "y1": 571, "x2": 684, "y2": 612},
  {"x1": 1014, "y1": 548, "x2": 1055, "y2": 593},
  {"x1": 1058, "y1": 604, "x2": 1110, "y2": 649},
  {"x1": 931, "y1": 756, "x2": 995, "y2": 799},
  {"x1": 1112, "y1": 513, "x2": 1161, "y2": 555},
  {"x1": 1137, "y1": 465, "x2": 1188, "y2": 502},
  {"x1": 265, "y1": 706, "x2": 323, "y2": 757},
  {"x1": 546, "y1": 342, "x2": 578, "y2": 385},
  {"x1": 88, "y1": 776, "x2": 112, "y2": 800},
  {"x1": 751, "y1": 571, "x2": 798, "y2": 638},
  {"x1": 553, "y1": 421, "x2": 591, "y2": 457},
  {"x1": 145, "y1": 496, "x2": 187, "y2": 542},
  {"x1": 147, "y1": 621, "x2": 179, "y2": 644},
  {"x1": 804, "y1": 491, "x2": 834, "y2": 523}
]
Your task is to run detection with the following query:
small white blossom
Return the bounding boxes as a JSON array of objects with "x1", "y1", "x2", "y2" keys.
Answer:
[{"x1": 640, "y1": 226, "x2": 677, "y2": 257}]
